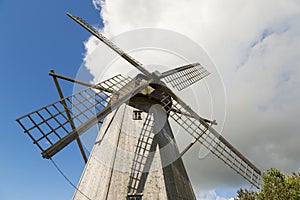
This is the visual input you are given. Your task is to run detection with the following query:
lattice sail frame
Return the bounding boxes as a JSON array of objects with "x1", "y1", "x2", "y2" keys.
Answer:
[
  {"x1": 158, "y1": 86, "x2": 262, "y2": 188},
  {"x1": 127, "y1": 113, "x2": 156, "y2": 195},
  {"x1": 163, "y1": 63, "x2": 210, "y2": 91},
  {"x1": 16, "y1": 74, "x2": 133, "y2": 157}
]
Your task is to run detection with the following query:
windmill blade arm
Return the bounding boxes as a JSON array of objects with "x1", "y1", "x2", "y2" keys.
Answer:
[
  {"x1": 170, "y1": 107, "x2": 217, "y2": 125},
  {"x1": 67, "y1": 13, "x2": 152, "y2": 77},
  {"x1": 159, "y1": 86, "x2": 261, "y2": 188},
  {"x1": 161, "y1": 62, "x2": 210, "y2": 91}
]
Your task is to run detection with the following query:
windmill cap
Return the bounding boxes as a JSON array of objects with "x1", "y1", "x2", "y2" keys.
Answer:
[{"x1": 152, "y1": 70, "x2": 162, "y2": 79}]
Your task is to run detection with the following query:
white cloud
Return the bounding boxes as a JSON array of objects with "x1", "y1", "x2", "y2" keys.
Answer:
[
  {"x1": 83, "y1": 0, "x2": 300, "y2": 196},
  {"x1": 94, "y1": 0, "x2": 300, "y2": 73}
]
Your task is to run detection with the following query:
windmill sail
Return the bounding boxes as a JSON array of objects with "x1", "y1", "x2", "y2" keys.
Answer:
[
  {"x1": 16, "y1": 74, "x2": 141, "y2": 158},
  {"x1": 67, "y1": 13, "x2": 152, "y2": 78},
  {"x1": 127, "y1": 113, "x2": 156, "y2": 195},
  {"x1": 42, "y1": 75, "x2": 152, "y2": 158},
  {"x1": 161, "y1": 62, "x2": 210, "y2": 91},
  {"x1": 158, "y1": 86, "x2": 261, "y2": 188}
]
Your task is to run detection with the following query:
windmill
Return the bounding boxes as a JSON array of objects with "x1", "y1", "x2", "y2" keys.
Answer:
[{"x1": 17, "y1": 13, "x2": 261, "y2": 200}]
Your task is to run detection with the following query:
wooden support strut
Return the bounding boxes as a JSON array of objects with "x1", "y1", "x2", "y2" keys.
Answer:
[
  {"x1": 180, "y1": 126, "x2": 209, "y2": 157},
  {"x1": 48, "y1": 70, "x2": 113, "y2": 93},
  {"x1": 50, "y1": 70, "x2": 88, "y2": 163}
]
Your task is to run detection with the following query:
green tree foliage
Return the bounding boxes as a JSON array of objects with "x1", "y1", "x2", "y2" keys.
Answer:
[
  {"x1": 235, "y1": 188, "x2": 257, "y2": 200},
  {"x1": 257, "y1": 168, "x2": 289, "y2": 200},
  {"x1": 285, "y1": 172, "x2": 300, "y2": 200},
  {"x1": 235, "y1": 168, "x2": 300, "y2": 200}
]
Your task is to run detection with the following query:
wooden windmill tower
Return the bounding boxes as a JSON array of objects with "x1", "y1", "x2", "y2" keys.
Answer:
[{"x1": 17, "y1": 13, "x2": 261, "y2": 200}]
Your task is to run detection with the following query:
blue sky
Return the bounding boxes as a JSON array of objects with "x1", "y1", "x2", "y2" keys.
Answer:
[{"x1": 0, "y1": 1, "x2": 102, "y2": 199}]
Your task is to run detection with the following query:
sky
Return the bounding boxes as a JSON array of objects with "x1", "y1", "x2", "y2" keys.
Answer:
[{"x1": 1, "y1": 1, "x2": 300, "y2": 200}]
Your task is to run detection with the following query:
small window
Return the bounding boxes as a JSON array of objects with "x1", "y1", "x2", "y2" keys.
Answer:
[
  {"x1": 129, "y1": 197, "x2": 141, "y2": 200},
  {"x1": 127, "y1": 193, "x2": 142, "y2": 200},
  {"x1": 133, "y1": 110, "x2": 142, "y2": 120}
]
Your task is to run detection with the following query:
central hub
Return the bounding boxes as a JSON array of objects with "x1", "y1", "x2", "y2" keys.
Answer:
[{"x1": 128, "y1": 83, "x2": 172, "y2": 113}]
